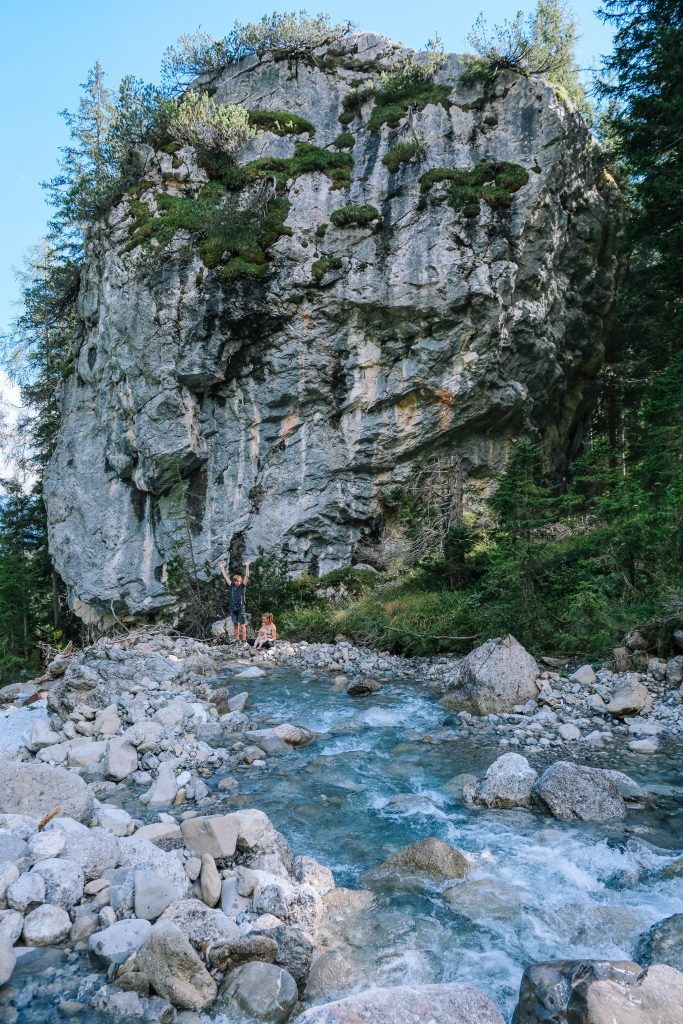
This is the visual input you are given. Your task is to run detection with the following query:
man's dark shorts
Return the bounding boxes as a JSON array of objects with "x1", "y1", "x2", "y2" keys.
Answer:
[{"x1": 231, "y1": 610, "x2": 246, "y2": 625}]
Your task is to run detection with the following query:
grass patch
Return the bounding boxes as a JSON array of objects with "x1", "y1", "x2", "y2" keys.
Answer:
[
  {"x1": 382, "y1": 139, "x2": 426, "y2": 173},
  {"x1": 330, "y1": 203, "x2": 379, "y2": 228},
  {"x1": 123, "y1": 185, "x2": 291, "y2": 280},
  {"x1": 123, "y1": 140, "x2": 354, "y2": 277},
  {"x1": 420, "y1": 161, "x2": 529, "y2": 216},
  {"x1": 311, "y1": 255, "x2": 343, "y2": 281},
  {"x1": 338, "y1": 85, "x2": 375, "y2": 124},
  {"x1": 367, "y1": 78, "x2": 452, "y2": 131},
  {"x1": 248, "y1": 109, "x2": 315, "y2": 135},
  {"x1": 333, "y1": 132, "x2": 355, "y2": 149}
]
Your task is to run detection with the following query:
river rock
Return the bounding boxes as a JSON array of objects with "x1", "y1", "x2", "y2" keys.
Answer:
[
  {"x1": 569, "y1": 963, "x2": 683, "y2": 1023},
  {"x1": 6, "y1": 870, "x2": 45, "y2": 912},
  {"x1": 605, "y1": 676, "x2": 650, "y2": 717},
  {"x1": 158, "y1": 898, "x2": 240, "y2": 949},
  {"x1": 531, "y1": 762, "x2": 626, "y2": 821},
  {"x1": 371, "y1": 837, "x2": 469, "y2": 882},
  {"x1": 28, "y1": 719, "x2": 61, "y2": 751},
  {"x1": 443, "y1": 636, "x2": 539, "y2": 714},
  {"x1": 262, "y1": 924, "x2": 314, "y2": 990},
  {"x1": 0, "y1": 757, "x2": 94, "y2": 822},
  {"x1": 558, "y1": 723, "x2": 581, "y2": 741},
  {"x1": 22, "y1": 903, "x2": 71, "y2": 945},
  {"x1": 218, "y1": 961, "x2": 298, "y2": 1023},
  {"x1": 104, "y1": 738, "x2": 138, "y2": 781},
  {"x1": 89, "y1": 919, "x2": 152, "y2": 966},
  {"x1": 145, "y1": 762, "x2": 178, "y2": 804},
  {"x1": 297, "y1": 982, "x2": 505, "y2": 1023},
  {"x1": 134, "y1": 920, "x2": 217, "y2": 1009},
  {"x1": 294, "y1": 856, "x2": 335, "y2": 896},
  {"x1": 637, "y1": 913, "x2": 683, "y2": 971},
  {"x1": 207, "y1": 933, "x2": 278, "y2": 971},
  {"x1": 117, "y1": 836, "x2": 190, "y2": 900},
  {"x1": 31, "y1": 857, "x2": 84, "y2": 908},
  {"x1": 511, "y1": 959, "x2": 642, "y2": 1023},
  {"x1": 180, "y1": 814, "x2": 238, "y2": 858},
  {"x1": 305, "y1": 950, "x2": 354, "y2": 1000},
  {"x1": 61, "y1": 827, "x2": 120, "y2": 880},
  {"x1": 134, "y1": 870, "x2": 177, "y2": 921},
  {"x1": 628, "y1": 737, "x2": 658, "y2": 754},
  {"x1": 346, "y1": 679, "x2": 381, "y2": 696},
  {"x1": 200, "y1": 854, "x2": 221, "y2": 908},
  {"x1": 570, "y1": 665, "x2": 597, "y2": 685},
  {"x1": 0, "y1": 835, "x2": 28, "y2": 863},
  {"x1": 665, "y1": 656, "x2": 683, "y2": 686},
  {"x1": 466, "y1": 753, "x2": 538, "y2": 809},
  {"x1": 0, "y1": 910, "x2": 24, "y2": 944},
  {"x1": 0, "y1": 936, "x2": 15, "y2": 986}
]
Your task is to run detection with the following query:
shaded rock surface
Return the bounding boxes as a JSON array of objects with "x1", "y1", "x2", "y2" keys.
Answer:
[
  {"x1": 531, "y1": 761, "x2": 626, "y2": 821},
  {"x1": 42, "y1": 33, "x2": 619, "y2": 622},
  {"x1": 443, "y1": 636, "x2": 539, "y2": 714},
  {"x1": 297, "y1": 982, "x2": 505, "y2": 1023}
]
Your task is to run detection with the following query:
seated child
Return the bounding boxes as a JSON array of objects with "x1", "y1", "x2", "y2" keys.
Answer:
[{"x1": 249, "y1": 612, "x2": 277, "y2": 655}]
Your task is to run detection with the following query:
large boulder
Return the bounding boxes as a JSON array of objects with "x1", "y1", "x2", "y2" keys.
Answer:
[
  {"x1": 571, "y1": 964, "x2": 683, "y2": 1023},
  {"x1": 158, "y1": 899, "x2": 239, "y2": 950},
  {"x1": 297, "y1": 983, "x2": 505, "y2": 1023},
  {"x1": 512, "y1": 960, "x2": 641, "y2": 1023},
  {"x1": 0, "y1": 757, "x2": 94, "y2": 823},
  {"x1": 465, "y1": 753, "x2": 538, "y2": 809},
  {"x1": 443, "y1": 636, "x2": 539, "y2": 714},
  {"x1": 134, "y1": 920, "x2": 217, "y2": 1009},
  {"x1": 369, "y1": 838, "x2": 469, "y2": 882},
  {"x1": 531, "y1": 762, "x2": 626, "y2": 821},
  {"x1": 218, "y1": 961, "x2": 298, "y2": 1023},
  {"x1": 605, "y1": 676, "x2": 651, "y2": 717},
  {"x1": 42, "y1": 35, "x2": 620, "y2": 624},
  {"x1": 637, "y1": 914, "x2": 683, "y2": 972}
]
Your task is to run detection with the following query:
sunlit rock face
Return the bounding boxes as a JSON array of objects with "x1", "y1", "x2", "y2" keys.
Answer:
[{"x1": 44, "y1": 32, "x2": 620, "y2": 622}]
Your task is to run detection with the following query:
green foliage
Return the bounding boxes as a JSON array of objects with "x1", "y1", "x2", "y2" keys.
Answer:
[
  {"x1": 248, "y1": 109, "x2": 315, "y2": 135},
  {"x1": 338, "y1": 86, "x2": 375, "y2": 125},
  {"x1": 246, "y1": 142, "x2": 353, "y2": 189},
  {"x1": 330, "y1": 204, "x2": 379, "y2": 227},
  {"x1": 333, "y1": 132, "x2": 355, "y2": 149},
  {"x1": 420, "y1": 161, "x2": 529, "y2": 215},
  {"x1": 382, "y1": 139, "x2": 427, "y2": 173},
  {"x1": 311, "y1": 255, "x2": 343, "y2": 281},
  {"x1": 162, "y1": 13, "x2": 354, "y2": 91},
  {"x1": 168, "y1": 93, "x2": 255, "y2": 153},
  {"x1": 367, "y1": 75, "x2": 452, "y2": 131},
  {"x1": 464, "y1": 0, "x2": 591, "y2": 119},
  {"x1": 124, "y1": 184, "x2": 291, "y2": 281}
]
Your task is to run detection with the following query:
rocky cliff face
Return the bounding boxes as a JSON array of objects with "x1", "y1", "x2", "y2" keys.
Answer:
[{"x1": 44, "y1": 33, "x2": 620, "y2": 623}]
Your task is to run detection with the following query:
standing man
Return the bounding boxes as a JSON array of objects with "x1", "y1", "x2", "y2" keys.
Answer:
[{"x1": 217, "y1": 559, "x2": 251, "y2": 643}]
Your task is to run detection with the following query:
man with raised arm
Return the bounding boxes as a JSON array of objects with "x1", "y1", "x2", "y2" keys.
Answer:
[{"x1": 217, "y1": 559, "x2": 251, "y2": 643}]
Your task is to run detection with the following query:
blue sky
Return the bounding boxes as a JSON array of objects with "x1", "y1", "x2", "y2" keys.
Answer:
[{"x1": 0, "y1": 0, "x2": 612, "y2": 337}]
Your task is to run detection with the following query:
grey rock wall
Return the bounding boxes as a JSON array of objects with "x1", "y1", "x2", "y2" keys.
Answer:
[{"x1": 44, "y1": 33, "x2": 620, "y2": 622}]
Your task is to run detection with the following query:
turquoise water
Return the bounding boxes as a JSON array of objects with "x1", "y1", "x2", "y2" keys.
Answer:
[{"x1": 211, "y1": 665, "x2": 683, "y2": 1017}]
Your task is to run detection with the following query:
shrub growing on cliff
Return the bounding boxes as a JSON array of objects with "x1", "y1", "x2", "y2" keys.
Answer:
[
  {"x1": 420, "y1": 161, "x2": 529, "y2": 215},
  {"x1": 248, "y1": 109, "x2": 315, "y2": 136},
  {"x1": 162, "y1": 13, "x2": 354, "y2": 91},
  {"x1": 330, "y1": 204, "x2": 379, "y2": 227},
  {"x1": 464, "y1": 0, "x2": 590, "y2": 117},
  {"x1": 168, "y1": 94, "x2": 255, "y2": 153},
  {"x1": 382, "y1": 138, "x2": 427, "y2": 173}
]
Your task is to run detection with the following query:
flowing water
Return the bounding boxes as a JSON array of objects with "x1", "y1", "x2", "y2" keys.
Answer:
[
  {"x1": 5, "y1": 663, "x2": 683, "y2": 1023},
  {"x1": 209, "y1": 664, "x2": 683, "y2": 1018}
]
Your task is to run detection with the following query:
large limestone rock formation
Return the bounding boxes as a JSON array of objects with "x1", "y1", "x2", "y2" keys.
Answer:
[{"x1": 44, "y1": 33, "x2": 620, "y2": 622}]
